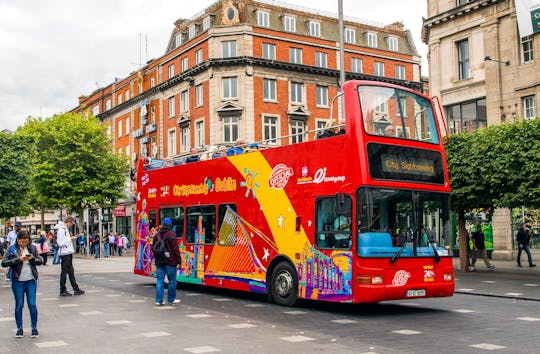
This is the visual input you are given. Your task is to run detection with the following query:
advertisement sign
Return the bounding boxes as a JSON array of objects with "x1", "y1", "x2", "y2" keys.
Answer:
[
  {"x1": 113, "y1": 205, "x2": 126, "y2": 217},
  {"x1": 515, "y1": 0, "x2": 540, "y2": 37}
]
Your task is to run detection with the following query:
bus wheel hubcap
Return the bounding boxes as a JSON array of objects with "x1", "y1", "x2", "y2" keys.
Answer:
[{"x1": 276, "y1": 271, "x2": 293, "y2": 297}]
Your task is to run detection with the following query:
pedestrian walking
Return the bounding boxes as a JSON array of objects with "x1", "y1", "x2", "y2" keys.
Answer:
[
  {"x1": 1, "y1": 230, "x2": 43, "y2": 338},
  {"x1": 93, "y1": 233, "x2": 101, "y2": 258},
  {"x1": 470, "y1": 223, "x2": 495, "y2": 271},
  {"x1": 51, "y1": 229, "x2": 60, "y2": 265},
  {"x1": 5, "y1": 221, "x2": 22, "y2": 281},
  {"x1": 55, "y1": 216, "x2": 85, "y2": 296},
  {"x1": 153, "y1": 218, "x2": 182, "y2": 306},
  {"x1": 37, "y1": 231, "x2": 49, "y2": 265},
  {"x1": 516, "y1": 223, "x2": 536, "y2": 267}
]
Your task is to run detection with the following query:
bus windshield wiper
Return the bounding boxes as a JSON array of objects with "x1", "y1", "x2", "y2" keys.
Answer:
[
  {"x1": 390, "y1": 228, "x2": 412, "y2": 263},
  {"x1": 420, "y1": 224, "x2": 440, "y2": 262}
]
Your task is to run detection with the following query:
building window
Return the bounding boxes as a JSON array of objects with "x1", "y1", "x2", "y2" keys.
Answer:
[
  {"x1": 150, "y1": 77, "x2": 155, "y2": 88},
  {"x1": 345, "y1": 28, "x2": 355, "y2": 43},
  {"x1": 196, "y1": 120, "x2": 204, "y2": 147},
  {"x1": 263, "y1": 115, "x2": 278, "y2": 144},
  {"x1": 523, "y1": 95, "x2": 537, "y2": 119},
  {"x1": 168, "y1": 96, "x2": 175, "y2": 117},
  {"x1": 283, "y1": 15, "x2": 296, "y2": 32},
  {"x1": 257, "y1": 10, "x2": 269, "y2": 27},
  {"x1": 181, "y1": 57, "x2": 188, "y2": 72},
  {"x1": 309, "y1": 21, "x2": 321, "y2": 37},
  {"x1": 315, "y1": 52, "x2": 328, "y2": 68},
  {"x1": 316, "y1": 119, "x2": 329, "y2": 132},
  {"x1": 117, "y1": 94, "x2": 122, "y2": 105},
  {"x1": 388, "y1": 36, "x2": 398, "y2": 51},
  {"x1": 125, "y1": 117, "x2": 130, "y2": 136},
  {"x1": 203, "y1": 16, "x2": 211, "y2": 31},
  {"x1": 316, "y1": 86, "x2": 328, "y2": 107},
  {"x1": 181, "y1": 126, "x2": 190, "y2": 152},
  {"x1": 125, "y1": 90, "x2": 130, "y2": 102},
  {"x1": 367, "y1": 32, "x2": 378, "y2": 48},
  {"x1": 289, "y1": 47, "x2": 302, "y2": 64},
  {"x1": 150, "y1": 106, "x2": 156, "y2": 123},
  {"x1": 351, "y1": 57, "x2": 362, "y2": 73},
  {"x1": 168, "y1": 129, "x2": 176, "y2": 156},
  {"x1": 223, "y1": 116, "x2": 239, "y2": 143},
  {"x1": 262, "y1": 43, "x2": 276, "y2": 60},
  {"x1": 374, "y1": 94, "x2": 387, "y2": 113},
  {"x1": 263, "y1": 78, "x2": 277, "y2": 101},
  {"x1": 457, "y1": 39, "x2": 470, "y2": 80},
  {"x1": 196, "y1": 84, "x2": 203, "y2": 107},
  {"x1": 117, "y1": 119, "x2": 122, "y2": 137},
  {"x1": 168, "y1": 64, "x2": 175, "y2": 79},
  {"x1": 290, "y1": 82, "x2": 304, "y2": 104},
  {"x1": 106, "y1": 99, "x2": 111, "y2": 111},
  {"x1": 395, "y1": 65, "x2": 406, "y2": 80},
  {"x1": 222, "y1": 77, "x2": 238, "y2": 99},
  {"x1": 446, "y1": 98, "x2": 487, "y2": 133},
  {"x1": 196, "y1": 49, "x2": 203, "y2": 64},
  {"x1": 290, "y1": 120, "x2": 305, "y2": 144},
  {"x1": 521, "y1": 35, "x2": 534, "y2": 63},
  {"x1": 222, "y1": 40, "x2": 237, "y2": 58},
  {"x1": 175, "y1": 33, "x2": 182, "y2": 47},
  {"x1": 374, "y1": 61, "x2": 385, "y2": 76},
  {"x1": 456, "y1": 0, "x2": 472, "y2": 6},
  {"x1": 181, "y1": 90, "x2": 189, "y2": 112},
  {"x1": 188, "y1": 25, "x2": 196, "y2": 40}
]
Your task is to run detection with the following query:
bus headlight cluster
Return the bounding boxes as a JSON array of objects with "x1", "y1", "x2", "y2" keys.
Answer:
[
  {"x1": 443, "y1": 273, "x2": 453, "y2": 281},
  {"x1": 355, "y1": 276, "x2": 383, "y2": 284}
]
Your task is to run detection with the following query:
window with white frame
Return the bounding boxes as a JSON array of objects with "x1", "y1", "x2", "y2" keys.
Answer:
[
  {"x1": 106, "y1": 99, "x2": 111, "y2": 111},
  {"x1": 182, "y1": 57, "x2": 188, "y2": 72},
  {"x1": 181, "y1": 126, "x2": 190, "y2": 152},
  {"x1": 222, "y1": 77, "x2": 238, "y2": 99},
  {"x1": 289, "y1": 47, "x2": 302, "y2": 64},
  {"x1": 367, "y1": 32, "x2": 378, "y2": 48},
  {"x1": 196, "y1": 49, "x2": 203, "y2": 64},
  {"x1": 203, "y1": 16, "x2": 211, "y2": 31},
  {"x1": 523, "y1": 95, "x2": 537, "y2": 119},
  {"x1": 262, "y1": 43, "x2": 276, "y2": 60},
  {"x1": 222, "y1": 40, "x2": 237, "y2": 58},
  {"x1": 374, "y1": 94, "x2": 387, "y2": 113},
  {"x1": 117, "y1": 94, "x2": 122, "y2": 105},
  {"x1": 309, "y1": 21, "x2": 321, "y2": 37},
  {"x1": 168, "y1": 96, "x2": 175, "y2": 117},
  {"x1": 125, "y1": 90, "x2": 130, "y2": 101},
  {"x1": 223, "y1": 116, "x2": 239, "y2": 143},
  {"x1": 150, "y1": 77, "x2": 155, "y2": 88},
  {"x1": 168, "y1": 64, "x2": 175, "y2": 79},
  {"x1": 283, "y1": 15, "x2": 296, "y2": 32},
  {"x1": 196, "y1": 84, "x2": 203, "y2": 107},
  {"x1": 351, "y1": 57, "x2": 363, "y2": 73},
  {"x1": 126, "y1": 145, "x2": 130, "y2": 161},
  {"x1": 168, "y1": 129, "x2": 176, "y2": 156},
  {"x1": 263, "y1": 115, "x2": 278, "y2": 144},
  {"x1": 290, "y1": 82, "x2": 303, "y2": 104},
  {"x1": 399, "y1": 97, "x2": 408, "y2": 117},
  {"x1": 175, "y1": 33, "x2": 182, "y2": 47},
  {"x1": 125, "y1": 117, "x2": 130, "y2": 135},
  {"x1": 196, "y1": 120, "x2": 204, "y2": 147},
  {"x1": 388, "y1": 36, "x2": 398, "y2": 51},
  {"x1": 315, "y1": 52, "x2": 327, "y2": 68},
  {"x1": 150, "y1": 106, "x2": 155, "y2": 123},
  {"x1": 457, "y1": 39, "x2": 470, "y2": 80},
  {"x1": 257, "y1": 10, "x2": 269, "y2": 27},
  {"x1": 374, "y1": 61, "x2": 385, "y2": 76},
  {"x1": 263, "y1": 78, "x2": 277, "y2": 101},
  {"x1": 117, "y1": 119, "x2": 123, "y2": 137},
  {"x1": 316, "y1": 86, "x2": 328, "y2": 107},
  {"x1": 345, "y1": 28, "x2": 356, "y2": 43},
  {"x1": 188, "y1": 25, "x2": 196, "y2": 40},
  {"x1": 290, "y1": 120, "x2": 305, "y2": 144},
  {"x1": 395, "y1": 65, "x2": 406, "y2": 80},
  {"x1": 316, "y1": 119, "x2": 329, "y2": 132},
  {"x1": 521, "y1": 35, "x2": 534, "y2": 63},
  {"x1": 181, "y1": 90, "x2": 189, "y2": 112}
]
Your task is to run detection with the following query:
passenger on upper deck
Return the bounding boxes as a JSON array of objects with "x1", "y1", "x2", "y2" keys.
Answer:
[
  {"x1": 213, "y1": 146, "x2": 227, "y2": 158},
  {"x1": 227, "y1": 139, "x2": 245, "y2": 156},
  {"x1": 185, "y1": 148, "x2": 200, "y2": 163}
]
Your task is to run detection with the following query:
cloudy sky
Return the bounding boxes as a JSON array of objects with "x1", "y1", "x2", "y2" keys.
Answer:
[{"x1": 0, "y1": 0, "x2": 427, "y2": 131}]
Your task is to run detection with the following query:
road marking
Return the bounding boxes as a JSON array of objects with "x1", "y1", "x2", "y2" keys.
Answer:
[
  {"x1": 517, "y1": 317, "x2": 540, "y2": 321},
  {"x1": 228, "y1": 323, "x2": 257, "y2": 328},
  {"x1": 482, "y1": 280, "x2": 496, "y2": 283},
  {"x1": 184, "y1": 345, "x2": 221, "y2": 353},
  {"x1": 184, "y1": 293, "x2": 201, "y2": 296},
  {"x1": 280, "y1": 335, "x2": 315, "y2": 342},
  {"x1": 109, "y1": 279, "x2": 120, "y2": 282},
  {"x1": 42, "y1": 297, "x2": 59, "y2": 301},
  {"x1": 140, "y1": 331, "x2": 171, "y2": 338},
  {"x1": 504, "y1": 292, "x2": 523, "y2": 296},
  {"x1": 106, "y1": 294, "x2": 122, "y2": 297},
  {"x1": 245, "y1": 304, "x2": 265, "y2": 307},
  {"x1": 212, "y1": 298, "x2": 232, "y2": 302},
  {"x1": 523, "y1": 283, "x2": 540, "y2": 287},
  {"x1": 470, "y1": 343, "x2": 506, "y2": 350},
  {"x1": 456, "y1": 288, "x2": 474, "y2": 292},
  {"x1": 453, "y1": 309, "x2": 476, "y2": 313},
  {"x1": 331, "y1": 319, "x2": 358, "y2": 324},
  {"x1": 187, "y1": 314, "x2": 213, "y2": 318},
  {"x1": 283, "y1": 310, "x2": 307, "y2": 315},
  {"x1": 85, "y1": 289, "x2": 102, "y2": 293},
  {"x1": 106, "y1": 320, "x2": 133, "y2": 325},
  {"x1": 0, "y1": 317, "x2": 13, "y2": 322},
  {"x1": 80, "y1": 311, "x2": 102, "y2": 316},
  {"x1": 34, "y1": 341, "x2": 68, "y2": 348},
  {"x1": 58, "y1": 304, "x2": 79, "y2": 307},
  {"x1": 392, "y1": 329, "x2": 423, "y2": 335},
  {"x1": 128, "y1": 299, "x2": 146, "y2": 303},
  {"x1": 154, "y1": 305, "x2": 175, "y2": 310},
  {"x1": 123, "y1": 282, "x2": 135, "y2": 285}
]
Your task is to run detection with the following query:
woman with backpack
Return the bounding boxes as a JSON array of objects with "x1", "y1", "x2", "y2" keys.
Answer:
[{"x1": 153, "y1": 218, "x2": 182, "y2": 306}]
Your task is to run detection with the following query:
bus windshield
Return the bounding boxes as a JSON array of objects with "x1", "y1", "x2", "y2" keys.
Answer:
[
  {"x1": 356, "y1": 188, "x2": 450, "y2": 257},
  {"x1": 358, "y1": 85, "x2": 439, "y2": 144}
]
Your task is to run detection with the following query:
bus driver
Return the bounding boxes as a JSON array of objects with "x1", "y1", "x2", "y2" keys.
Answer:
[{"x1": 334, "y1": 209, "x2": 352, "y2": 248}]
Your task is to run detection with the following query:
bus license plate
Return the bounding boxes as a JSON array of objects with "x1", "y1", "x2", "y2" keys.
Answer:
[{"x1": 406, "y1": 289, "x2": 426, "y2": 297}]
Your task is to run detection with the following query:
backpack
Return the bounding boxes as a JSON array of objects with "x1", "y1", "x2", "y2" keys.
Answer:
[{"x1": 152, "y1": 233, "x2": 170, "y2": 266}]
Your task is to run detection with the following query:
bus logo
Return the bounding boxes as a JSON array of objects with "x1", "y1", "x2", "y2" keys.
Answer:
[
  {"x1": 268, "y1": 164, "x2": 293, "y2": 190},
  {"x1": 392, "y1": 270, "x2": 411, "y2": 286}
]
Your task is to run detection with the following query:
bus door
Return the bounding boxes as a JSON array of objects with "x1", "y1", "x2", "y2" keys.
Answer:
[{"x1": 186, "y1": 205, "x2": 216, "y2": 280}]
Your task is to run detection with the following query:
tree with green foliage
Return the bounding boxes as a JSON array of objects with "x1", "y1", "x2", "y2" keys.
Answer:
[
  {"x1": 446, "y1": 118, "x2": 540, "y2": 271},
  {"x1": 0, "y1": 133, "x2": 33, "y2": 220},
  {"x1": 17, "y1": 112, "x2": 128, "y2": 227}
]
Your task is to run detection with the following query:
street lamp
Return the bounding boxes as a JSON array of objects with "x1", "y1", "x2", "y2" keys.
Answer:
[{"x1": 484, "y1": 56, "x2": 510, "y2": 66}]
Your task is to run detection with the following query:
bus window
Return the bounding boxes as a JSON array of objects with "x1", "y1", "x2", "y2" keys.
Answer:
[
  {"x1": 217, "y1": 204, "x2": 237, "y2": 246},
  {"x1": 186, "y1": 205, "x2": 216, "y2": 244},
  {"x1": 159, "y1": 207, "x2": 185, "y2": 238},
  {"x1": 315, "y1": 196, "x2": 352, "y2": 249},
  {"x1": 149, "y1": 210, "x2": 157, "y2": 232}
]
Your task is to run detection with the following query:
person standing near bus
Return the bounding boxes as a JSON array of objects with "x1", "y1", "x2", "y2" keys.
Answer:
[
  {"x1": 470, "y1": 223, "x2": 495, "y2": 272},
  {"x1": 55, "y1": 216, "x2": 85, "y2": 296},
  {"x1": 517, "y1": 223, "x2": 536, "y2": 267},
  {"x1": 153, "y1": 218, "x2": 182, "y2": 306}
]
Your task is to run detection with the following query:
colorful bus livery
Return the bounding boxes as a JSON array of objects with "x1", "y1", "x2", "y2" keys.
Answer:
[{"x1": 134, "y1": 80, "x2": 454, "y2": 306}]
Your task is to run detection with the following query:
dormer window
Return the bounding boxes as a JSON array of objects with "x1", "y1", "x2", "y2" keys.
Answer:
[
  {"x1": 367, "y1": 32, "x2": 378, "y2": 48},
  {"x1": 188, "y1": 25, "x2": 196, "y2": 40},
  {"x1": 175, "y1": 33, "x2": 182, "y2": 47},
  {"x1": 388, "y1": 36, "x2": 398, "y2": 51},
  {"x1": 309, "y1": 21, "x2": 320, "y2": 37},
  {"x1": 345, "y1": 28, "x2": 355, "y2": 43},
  {"x1": 203, "y1": 16, "x2": 211, "y2": 31},
  {"x1": 283, "y1": 15, "x2": 296, "y2": 32},
  {"x1": 257, "y1": 10, "x2": 269, "y2": 27}
]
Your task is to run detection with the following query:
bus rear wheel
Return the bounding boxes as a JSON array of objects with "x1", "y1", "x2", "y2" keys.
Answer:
[{"x1": 270, "y1": 262, "x2": 298, "y2": 306}]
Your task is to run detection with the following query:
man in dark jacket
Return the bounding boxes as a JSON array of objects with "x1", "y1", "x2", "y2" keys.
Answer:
[
  {"x1": 153, "y1": 218, "x2": 182, "y2": 305},
  {"x1": 516, "y1": 223, "x2": 536, "y2": 267}
]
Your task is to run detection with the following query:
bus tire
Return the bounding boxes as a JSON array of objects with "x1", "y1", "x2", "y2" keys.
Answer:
[{"x1": 270, "y1": 261, "x2": 298, "y2": 307}]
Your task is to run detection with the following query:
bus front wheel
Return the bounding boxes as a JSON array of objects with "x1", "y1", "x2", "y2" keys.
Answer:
[{"x1": 270, "y1": 262, "x2": 298, "y2": 306}]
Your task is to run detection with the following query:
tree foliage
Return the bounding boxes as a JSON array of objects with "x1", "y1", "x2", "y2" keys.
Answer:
[
  {"x1": 0, "y1": 133, "x2": 33, "y2": 219},
  {"x1": 17, "y1": 112, "x2": 128, "y2": 213}
]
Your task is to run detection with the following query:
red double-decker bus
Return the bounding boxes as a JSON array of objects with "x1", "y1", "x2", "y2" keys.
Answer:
[{"x1": 134, "y1": 80, "x2": 454, "y2": 306}]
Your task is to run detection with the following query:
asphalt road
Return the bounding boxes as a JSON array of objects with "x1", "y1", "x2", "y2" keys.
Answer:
[{"x1": 0, "y1": 256, "x2": 538, "y2": 354}]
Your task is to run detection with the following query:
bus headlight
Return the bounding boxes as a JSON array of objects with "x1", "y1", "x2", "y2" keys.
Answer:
[
  {"x1": 355, "y1": 276, "x2": 383, "y2": 284},
  {"x1": 443, "y1": 273, "x2": 453, "y2": 281}
]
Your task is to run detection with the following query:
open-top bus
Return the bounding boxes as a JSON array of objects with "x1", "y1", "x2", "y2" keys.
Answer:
[{"x1": 134, "y1": 80, "x2": 454, "y2": 306}]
